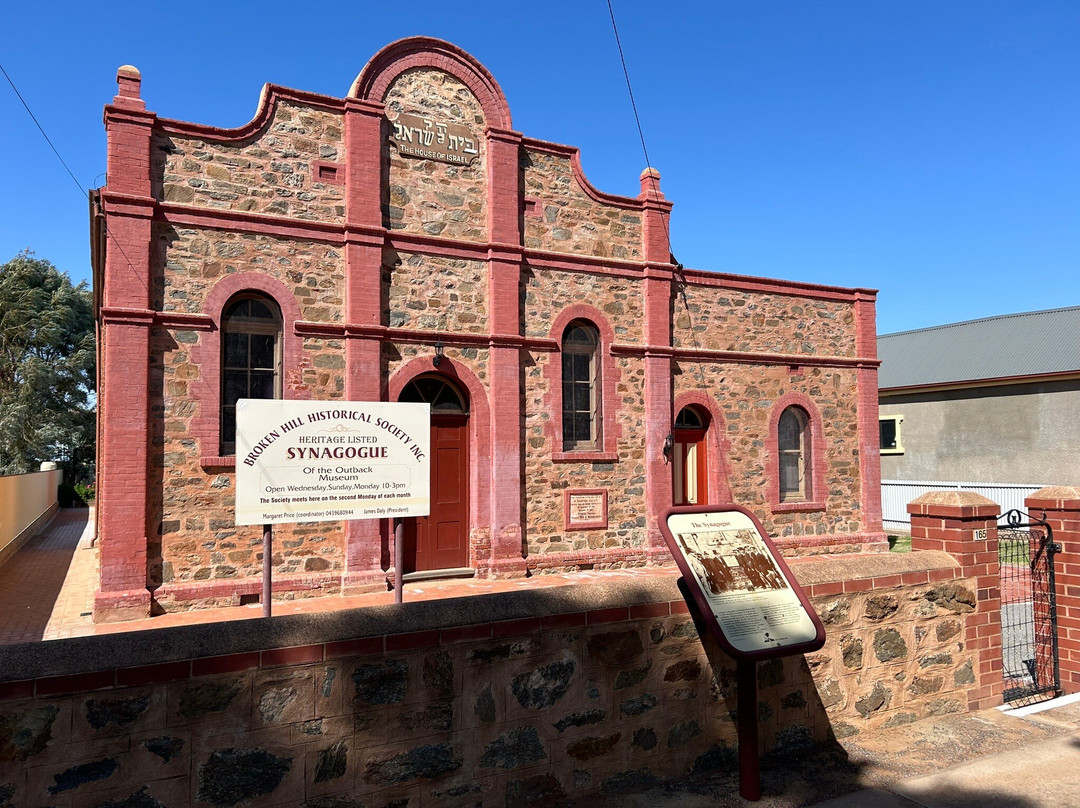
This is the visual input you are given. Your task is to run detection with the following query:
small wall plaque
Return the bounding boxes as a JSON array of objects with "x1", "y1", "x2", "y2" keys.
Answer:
[
  {"x1": 389, "y1": 112, "x2": 479, "y2": 166},
  {"x1": 565, "y1": 489, "x2": 608, "y2": 530}
]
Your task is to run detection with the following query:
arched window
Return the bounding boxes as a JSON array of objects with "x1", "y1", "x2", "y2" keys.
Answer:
[
  {"x1": 561, "y1": 321, "x2": 601, "y2": 450},
  {"x1": 221, "y1": 294, "x2": 281, "y2": 454},
  {"x1": 777, "y1": 406, "x2": 810, "y2": 502}
]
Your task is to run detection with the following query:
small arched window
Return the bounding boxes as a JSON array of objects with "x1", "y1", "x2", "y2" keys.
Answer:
[
  {"x1": 777, "y1": 407, "x2": 810, "y2": 502},
  {"x1": 561, "y1": 321, "x2": 601, "y2": 450},
  {"x1": 221, "y1": 294, "x2": 282, "y2": 454}
]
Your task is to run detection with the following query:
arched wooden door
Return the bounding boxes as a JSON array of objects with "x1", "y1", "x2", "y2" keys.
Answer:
[
  {"x1": 400, "y1": 376, "x2": 470, "y2": 573},
  {"x1": 673, "y1": 406, "x2": 709, "y2": 506}
]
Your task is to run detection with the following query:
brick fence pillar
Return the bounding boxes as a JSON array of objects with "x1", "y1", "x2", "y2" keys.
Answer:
[
  {"x1": 1025, "y1": 486, "x2": 1080, "y2": 694},
  {"x1": 908, "y1": 491, "x2": 1002, "y2": 710}
]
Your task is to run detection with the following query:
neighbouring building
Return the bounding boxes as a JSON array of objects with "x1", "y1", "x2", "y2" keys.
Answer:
[
  {"x1": 90, "y1": 37, "x2": 884, "y2": 622},
  {"x1": 879, "y1": 306, "x2": 1080, "y2": 485}
]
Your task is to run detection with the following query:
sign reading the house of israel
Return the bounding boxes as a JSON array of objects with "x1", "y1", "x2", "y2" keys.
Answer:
[
  {"x1": 234, "y1": 400, "x2": 430, "y2": 526},
  {"x1": 660, "y1": 505, "x2": 825, "y2": 660},
  {"x1": 389, "y1": 112, "x2": 479, "y2": 166}
]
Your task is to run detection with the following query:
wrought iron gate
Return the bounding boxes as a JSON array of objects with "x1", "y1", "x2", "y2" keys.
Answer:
[{"x1": 998, "y1": 509, "x2": 1061, "y2": 704}]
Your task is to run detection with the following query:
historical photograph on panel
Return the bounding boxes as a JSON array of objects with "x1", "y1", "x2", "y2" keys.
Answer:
[{"x1": 665, "y1": 508, "x2": 821, "y2": 655}]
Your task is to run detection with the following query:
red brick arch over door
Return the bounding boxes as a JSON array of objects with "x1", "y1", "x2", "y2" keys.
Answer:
[
  {"x1": 672, "y1": 390, "x2": 734, "y2": 505},
  {"x1": 388, "y1": 356, "x2": 492, "y2": 572}
]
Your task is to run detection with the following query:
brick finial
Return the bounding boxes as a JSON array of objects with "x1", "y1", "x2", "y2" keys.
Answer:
[
  {"x1": 116, "y1": 65, "x2": 142, "y2": 99},
  {"x1": 638, "y1": 166, "x2": 664, "y2": 201}
]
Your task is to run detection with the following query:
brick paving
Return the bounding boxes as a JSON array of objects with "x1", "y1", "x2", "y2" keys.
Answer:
[
  {"x1": 0, "y1": 508, "x2": 679, "y2": 642},
  {"x1": 0, "y1": 508, "x2": 95, "y2": 645}
]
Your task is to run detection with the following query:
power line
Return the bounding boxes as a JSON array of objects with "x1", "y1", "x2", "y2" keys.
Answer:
[
  {"x1": 605, "y1": 1, "x2": 709, "y2": 390},
  {"x1": 1, "y1": 60, "x2": 148, "y2": 296},
  {"x1": 0, "y1": 61, "x2": 87, "y2": 197}
]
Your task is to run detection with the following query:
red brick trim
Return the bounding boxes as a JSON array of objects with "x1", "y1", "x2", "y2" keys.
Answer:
[
  {"x1": 563, "y1": 489, "x2": 608, "y2": 531},
  {"x1": 157, "y1": 203, "x2": 345, "y2": 245},
  {"x1": 766, "y1": 393, "x2": 827, "y2": 514},
  {"x1": 388, "y1": 356, "x2": 493, "y2": 566},
  {"x1": 679, "y1": 268, "x2": 876, "y2": 305},
  {"x1": 524, "y1": 547, "x2": 654, "y2": 572},
  {"x1": 616, "y1": 343, "x2": 878, "y2": 369},
  {"x1": 545, "y1": 305, "x2": 621, "y2": 461},
  {"x1": 189, "y1": 273, "x2": 309, "y2": 462},
  {"x1": 521, "y1": 137, "x2": 645, "y2": 210},
  {"x1": 672, "y1": 390, "x2": 734, "y2": 504},
  {"x1": 351, "y1": 36, "x2": 513, "y2": 130},
  {"x1": 156, "y1": 85, "x2": 345, "y2": 139}
]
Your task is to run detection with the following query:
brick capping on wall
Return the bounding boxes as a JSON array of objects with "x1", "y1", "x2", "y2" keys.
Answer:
[
  {"x1": 1026, "y1": 486, "x2": 1080, "y2": 693},
  {"x1": 0, "y1": 552, "x2": 959, "y2": 687},
  {"x1": 908, "y1": 491, "x2": 1002, "y2": 711}
]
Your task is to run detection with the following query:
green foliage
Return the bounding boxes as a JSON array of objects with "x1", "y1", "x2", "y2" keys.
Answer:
[{"x1": 0, "y1": 251, "x2": 95, "y2": 480}]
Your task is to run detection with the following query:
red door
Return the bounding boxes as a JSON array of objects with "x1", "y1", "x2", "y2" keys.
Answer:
[
  {"x1": 673, "y1": 426, "x2": 708, "y2": 506},
  {"x1": 407, "y1": 414, "x2": 469, "y2": 572}
]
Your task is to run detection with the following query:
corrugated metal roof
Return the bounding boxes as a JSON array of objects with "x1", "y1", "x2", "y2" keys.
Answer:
[{"x1": 878, "y1": 306, "x2": 1080, "y2": 389}]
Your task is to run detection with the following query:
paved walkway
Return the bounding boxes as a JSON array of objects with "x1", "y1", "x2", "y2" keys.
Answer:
[
  {"x1": 587, "y1": 694, "x2": 1080, "y2": 807},
  {"x1": 0, "y1": 508, "x2": 95, "y2": 644}
]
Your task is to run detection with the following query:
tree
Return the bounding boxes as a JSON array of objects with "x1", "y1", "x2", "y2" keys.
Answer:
[{"x1": 0, "y1": 251, "x2": 95, "y2": 480}]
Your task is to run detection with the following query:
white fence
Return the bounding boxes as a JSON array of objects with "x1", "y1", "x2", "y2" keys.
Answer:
[{"x1": 881, "y1": 479, "x2": 1046, "y2": 533}]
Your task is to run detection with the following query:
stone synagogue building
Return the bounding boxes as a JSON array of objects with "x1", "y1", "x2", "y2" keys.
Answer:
[{"x1": 91, "y1": 37, "x2": 884, "y2": 621}]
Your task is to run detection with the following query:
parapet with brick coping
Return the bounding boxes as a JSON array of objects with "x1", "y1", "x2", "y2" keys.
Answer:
[{"x1": 0, "y1": 551, "x2": 981, "y2": 806}]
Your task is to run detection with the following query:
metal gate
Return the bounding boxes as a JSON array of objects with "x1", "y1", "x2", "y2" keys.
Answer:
[{"x1": 998, "y1": 509, "x2": 1061, "y2": 704}]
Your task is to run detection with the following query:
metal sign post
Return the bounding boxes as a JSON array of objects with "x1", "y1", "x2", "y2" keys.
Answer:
[
  {"x1": 659, "y1": 504, "x2": 826, "y2": 802},
  {"x1": 263, "y1": 523, "x2": 272, "y2": 617}
]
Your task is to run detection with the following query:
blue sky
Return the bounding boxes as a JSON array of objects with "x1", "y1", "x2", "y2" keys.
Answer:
[{"x1": 1, "y1": 1, "x2": 1076, "y2": 334}]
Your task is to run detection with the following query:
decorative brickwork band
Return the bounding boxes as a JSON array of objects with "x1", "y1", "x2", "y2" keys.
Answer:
[{"x1": 909, "y1": 491, "x2": 1001, "y2": 710}]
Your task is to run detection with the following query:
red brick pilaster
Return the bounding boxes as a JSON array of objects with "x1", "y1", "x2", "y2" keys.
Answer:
[
  {"x1": 854, "y1": 291, "x2": 885, "y2": 543},
  {"x1": 639, "y1": 169, "x2": 675, "y2": 561},
  {"x1": 486, "y1": 127, "x2": 526, "y2": 577},
  {"x1": 909, "y1": 491, "x2": 1001, "y2": 710},
  {"x1": 1026, "y1": 486, "x2": 1080, "y2": 693},
  {"x1": 95, "y1": 66, "x2": 156, "y2": 622},
  {"x1": 342, "y1": 97, "x2": 388, "y2": 591}
]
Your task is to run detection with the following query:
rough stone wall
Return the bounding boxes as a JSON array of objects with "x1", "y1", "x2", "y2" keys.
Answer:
[
  {"x1": 675, "y1": 363, "x2": 864, "y2": 543},
  {"x1": 523, "y1": 353, "x2": 648, "y2": 559},
  {"x1": 153, "y1": 227, "x2": 344, "y2": 318},
  {"x1": 385, "y1": 251, "x2": 489, "y2": 333},
  {"x1": 522, "y1": 149, "x2": 643, "y2": 260},
  {"x1": 384, "y1": 69, "x2": 487, "y2": 241},
  {"x1": 150, "y1": 226, "x2": 347, "y2": 601},
  {"x1": 807, "y1": 577, "x2": 979, "y2": 739},
  {"x1": 673, "y1": 286, "x2": 857, "y2": 358},
  {"x1": 524, "y1": 266, "x2": 642, "y2": 341},
  {"x1": 152, "y1": 101, "x2": 346, "y2": 223},
  {"x1": 0, "y1": 570, "x2": 976, "y2": 807}
]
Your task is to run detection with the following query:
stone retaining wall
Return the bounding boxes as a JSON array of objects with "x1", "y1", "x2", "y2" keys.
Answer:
[{"x1": 0, "y1": 553, "x2": 978, "y2": 807}]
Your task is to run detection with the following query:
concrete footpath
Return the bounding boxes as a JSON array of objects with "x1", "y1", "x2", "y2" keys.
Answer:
[{"x1": 591, "y1": 693, "x2": 1080, "y2": 807}]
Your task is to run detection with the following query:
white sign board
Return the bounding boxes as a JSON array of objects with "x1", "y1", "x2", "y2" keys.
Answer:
[
  {"x1": 665, "y1": 508, "x2": 821, "y2": 656},
  {"x1": 235, "y1": 400, "x2": 430, "y2": 526}
]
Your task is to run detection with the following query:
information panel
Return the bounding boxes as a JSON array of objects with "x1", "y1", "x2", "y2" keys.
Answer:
[
  {"x1": 660, "y1": 504, "x2": 825, "y2": 660},
  {"x1": 235, "y1": 400, "x2": 430, "y2": 526}
]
